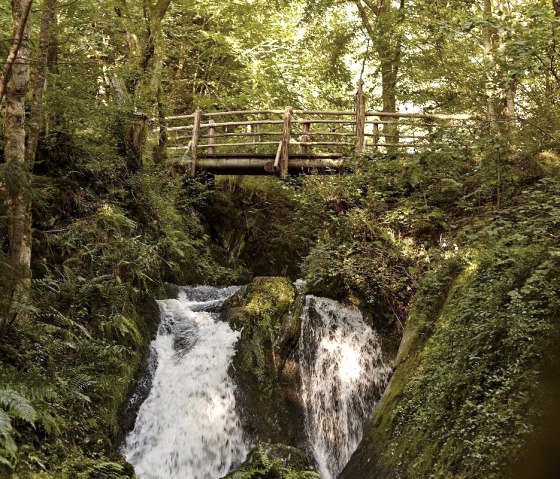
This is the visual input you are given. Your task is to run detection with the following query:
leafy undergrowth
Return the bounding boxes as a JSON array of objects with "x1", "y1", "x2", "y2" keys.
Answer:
[
  {"x1": 340, "y1": 177, "x2": 560, "y2": 478},
  {"x1": 224, "y1": 443, "x2": 320, "y2": 479},
  {"x1": 0, "y1": 135, "x2": 244, "y2": 477},
  {"x1": 387, "y1": 180, "x2": 560, "y2": 478},
  {"x1": 201, "y1": 176, "x2": 326, "y2": 279}
]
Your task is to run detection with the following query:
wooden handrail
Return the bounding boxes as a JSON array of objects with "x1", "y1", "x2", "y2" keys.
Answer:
[
  {"x1": 365, "y1": 111, "x2": 481, "y2": 120},
  {"x1": 200, "y1": 132, "x2": 282, "y2": 138},
  {"x1": 198, "y1": 141, "x2": 280, "y2": 148},
  {"x1": 161, "y1": 105, "x2": 484, "y2": 177}
]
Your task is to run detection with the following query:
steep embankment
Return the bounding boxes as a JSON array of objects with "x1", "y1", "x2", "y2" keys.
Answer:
[{"x1": 341, "y1": 178, "x2": 560, "y2": 478}]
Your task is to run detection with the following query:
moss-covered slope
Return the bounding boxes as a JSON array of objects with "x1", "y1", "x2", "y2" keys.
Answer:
[{"x1": 341, "y1": 179, "x2": 560, "y2": 479}]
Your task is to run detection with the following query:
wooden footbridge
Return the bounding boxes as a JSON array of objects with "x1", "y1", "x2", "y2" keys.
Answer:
[{"x1": 160, "y1": 86, "x2": 482, "y2": 178}]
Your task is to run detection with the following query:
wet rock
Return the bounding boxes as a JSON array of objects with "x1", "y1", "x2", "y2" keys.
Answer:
[{"x1": 222, "y1": 277, "x2": 306, "y2": 448}]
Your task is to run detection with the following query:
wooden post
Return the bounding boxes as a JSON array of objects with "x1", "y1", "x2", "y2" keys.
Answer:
[
  {"x1": 189, "y1": 107, "x2": 202, "y2": 177},
  {"x1": 372, "y1": 122, "x2": 379, "y2": 148},
  {"x1": 208, "y1": 119, "x2": 216, "y2": 155},
  {"x1": 280, "y1": 106, "x2": 292, "y2": 179},
  {"x1": 300, "y1": 121, "x2": 311, "y2": 156},
  {"x1": 251, "y1": 123, "x2": 258, "y2": 153},
  {"x1": 355, "y1": 79, "x2": 366, "y2": 153}
]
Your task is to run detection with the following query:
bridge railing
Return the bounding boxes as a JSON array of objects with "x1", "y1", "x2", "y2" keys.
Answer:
[{"x1": 160, "y1": 107, "x2": 482, "y2": 177}]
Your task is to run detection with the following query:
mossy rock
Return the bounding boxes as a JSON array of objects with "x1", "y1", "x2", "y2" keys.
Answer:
[
  {"x1": 222, "y1": 443, "x2": 320, "y2": 479},
  {"x1": 223, "y1": 277, "x2": 306, "y2": 447}
]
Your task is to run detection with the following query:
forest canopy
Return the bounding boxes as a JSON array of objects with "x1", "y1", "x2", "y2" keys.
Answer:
[{"x1": 1, "y1": 0, "x2": 560, "y2": 478}]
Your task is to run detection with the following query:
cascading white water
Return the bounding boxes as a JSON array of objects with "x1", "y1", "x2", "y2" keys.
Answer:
[
  {"x1": 123, "y1": 286, "x2": 248, "y2": 479},
  {"x1": 298, "y1": 295, "x2": 391, "y2": 479}
]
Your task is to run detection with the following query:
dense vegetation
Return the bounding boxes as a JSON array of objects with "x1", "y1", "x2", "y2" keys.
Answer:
[{"x1": 1, "y1": 0, "x2": 559, "y2": 478}]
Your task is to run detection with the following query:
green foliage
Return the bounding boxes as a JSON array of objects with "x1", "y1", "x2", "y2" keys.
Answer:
[
  {"x1": 0, "y1": 368, "x2": 58, "y2": 469},
  {"x1": 203, "y1": 176, "x2": 326, "y2": 279},
  {"x1": 224, "y1": 443, "x2": 320, "y2": 479},
  {"x1": 353, "y1": 178, "x2": 560, "y2": 478}
]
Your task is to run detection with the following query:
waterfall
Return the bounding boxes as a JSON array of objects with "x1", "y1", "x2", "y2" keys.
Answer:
[
  {"x1": 298, "y1": 296, "x2": 391, "y2": 479},
  {"x1": 123, "y1": 286, "x2": 248, "y2": 479}
]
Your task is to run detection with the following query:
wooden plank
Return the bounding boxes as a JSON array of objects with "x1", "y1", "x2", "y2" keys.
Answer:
[
  {"x1": 199, "y1": 119, "x2": 284, "y2": 128},
  {"x1": 355, "y1": 79, "x2": 366, "y2": 153},
  {"x1": 365, "y1": 121, "x2": 475, "y2": 128},
  {"x1": 370, "y1": 142, "x2": 425, "y2": 147},
  {"x1": 200, "y1": 132, "x2": 282, "y2": 138},
  {"x1": 293, "y1": 110, "x2": 356, "y2": 116},
  {"x1": 197, "y1": 141, "x2": 280, "y2": 148},
  {"x1": 165, "y1": 113, "x2": 195, "y2": 120},
  {"x1": 298, "y1": 141, "x2": 354, "y2": 146},
  {"x1": 302, "y1": 131, "x2": 355, "y2": 137},
  {"x1": 280, "y1": 106, "x2": 292, "y2": 179},
  {"x1": 372, "y1": 123, "x2": 379, "y2": 146},
  {"x1": 366, "y1": 111, "x2": 482, "y2": 120},
  {"x1": 193, "y1": 157, "x2": 344, "y2": 171},
  {"x1": 164, "y1": 125, "x2": 193, "y2": 132},
  {"x1": 273, "y1": 141, "x2": 283, "y2": 171},
  {"x1": 166, "y1": 120, "x2": 283, "y2": 132},
  {"x1": 251, "y1": 123, "x2": 258, "y2": 153},
  {"x1": 196, "y1": 152, "x2": 344, "y2": 159},
  {"x1": 365, "y1": 134, "x2": 427, "y2": 139},
  {"x1": 293, "y1": 119, "x2": 355, "y2": 124},
  {"x1": 202, "y1": 109, "x2": 284, "y2": 117}
]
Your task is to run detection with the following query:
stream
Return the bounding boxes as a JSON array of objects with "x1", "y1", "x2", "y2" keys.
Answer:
[{"x1": 123, "y1": 285, "x2": 390, "y2": 479}]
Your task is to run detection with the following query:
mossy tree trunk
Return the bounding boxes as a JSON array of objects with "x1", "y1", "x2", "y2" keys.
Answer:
[
  {"x1": 2, "y1": 0, "x2": 33, "y2": 326},
  {"x1": 353, "y1": 0, "x2": 404, "y2": 154},
  {"x1": 113, "y1": 0, "x2": 173, "y2": 172}
]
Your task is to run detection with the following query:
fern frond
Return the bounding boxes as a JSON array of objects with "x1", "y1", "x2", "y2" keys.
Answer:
[
  {"x1": 0, "y1": 409, "x2": 12, "y2": 436},
  {"x1": 0, "y1": 389, "x2": 37, "y2": 425}
]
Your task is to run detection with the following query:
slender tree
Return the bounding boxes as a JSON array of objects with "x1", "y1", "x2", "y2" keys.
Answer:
[
  {"x1": 2, "y1": 0, "x2": 33, "y2": 325},
  {"x1": 112, "y1": 0, "x2": 174, "y2": 170},
  {"x1": 352, "y1": 0, "x2": 405, "y2": 146},
  {"x1": 27, "y1": 0, "x2": 57, "y2": 167}
]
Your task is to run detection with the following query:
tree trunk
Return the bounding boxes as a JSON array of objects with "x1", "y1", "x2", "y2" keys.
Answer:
[
  {"x1": 114, "y1": 0, "x2": 173, "y2": 171},
  {"x1": 0, "y1": 0, "x2": 33, "y2": 104},
  {"x1": 482, "y1": 0, "x2": 501, "y2": 126},
  {"x1": 2, "y1": 0, "x2": 33, "y2": 326},
  {"x1": 26, "y1": 0, "x2": 57, "y2": 168},
  {"x1": 354, "y1": 0, "x2": 404, "y2": 154},
  {"x1": 553, "y1": 0, "x2": 560, "y2": 17}
]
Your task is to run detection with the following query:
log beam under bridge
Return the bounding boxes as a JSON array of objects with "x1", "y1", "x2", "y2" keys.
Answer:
[{"x1": 172, "y1": 153, "x2": 346, "y2": 176}]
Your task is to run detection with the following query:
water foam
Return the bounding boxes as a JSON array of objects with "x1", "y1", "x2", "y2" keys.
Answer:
[
  {"x1": 123, "y1": 286, "x2": 248, "y2": 479},
  {"x1": 299, "y1": 296, "x2": 391, "y2": 479}
]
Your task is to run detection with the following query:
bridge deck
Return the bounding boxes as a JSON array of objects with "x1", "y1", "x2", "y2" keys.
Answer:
[{"x1": 158, "y1": 86, "x2": 482, "y2": 177}]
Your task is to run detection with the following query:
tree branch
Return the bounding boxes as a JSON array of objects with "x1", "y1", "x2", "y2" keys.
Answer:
[
  {"x1": 0, "y1": 0, "x2": 33, "y2": 104},
  {"x1": 353, "y1": 0, "x2": 376, "y2": 39}
]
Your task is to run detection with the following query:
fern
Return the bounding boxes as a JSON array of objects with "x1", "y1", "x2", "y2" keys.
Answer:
[
  {"x1": 77, "y1": 461, "x2": 129, "y2": 479},
  {"x1": 0, "y1": 388, "x2": 37, "y2": 467},
  {"x1": 0, "y1": 368, "x2": 59, "y2": 468},
  {"x1": 0, "y1": 389, "x2": 37, "y2": 425}
]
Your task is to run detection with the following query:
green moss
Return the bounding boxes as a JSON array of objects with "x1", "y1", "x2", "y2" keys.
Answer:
[
  {"x1": 223, "y1": 443, "x2": 320, "y2": 479},
  {"x1": 223, "y1": 277, "x2": 304, "y2": 444},
  {"x1": 342, "y1": 179, "x2": 560, "y2": 479}
]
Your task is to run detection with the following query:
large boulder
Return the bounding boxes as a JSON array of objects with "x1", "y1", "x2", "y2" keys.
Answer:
[{"x1": 222, "y1": 277, "x2": 306, "y2": 448}]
